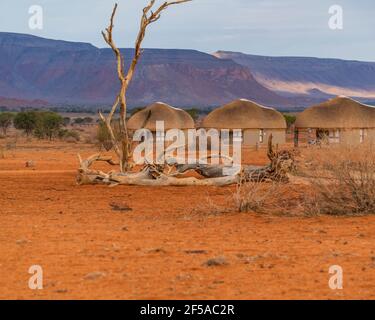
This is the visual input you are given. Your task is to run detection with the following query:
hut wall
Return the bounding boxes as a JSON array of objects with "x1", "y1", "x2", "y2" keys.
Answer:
[
  {"x1": 340, "y1": 128, "x2": 375, "y2": 144},
  {"x1": 295, "y1": 127, "x2": 375, "y2": 145},
  {"x1": 339, "y1": 129, "x2": 359, "y2": 145},
  {"x1": 366, "y1": 129, "x2": 375, "y2": 143},
  {"x1": 243, "y1": 128, "x2": 285, "y2": 146}
]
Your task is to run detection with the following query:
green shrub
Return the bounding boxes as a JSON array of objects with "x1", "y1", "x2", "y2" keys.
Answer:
[
  {"x1": 14, "y1": 111, "x2": 39, "y2": 136},
  {"x1": 14, "y1": 111, "x2": 63, "y2": 140},
  {"x1": 34, "y1": 112, "x2": 63, "y2": 140}
]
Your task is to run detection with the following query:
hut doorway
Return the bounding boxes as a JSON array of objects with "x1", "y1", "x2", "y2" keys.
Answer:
[{"x1": 316, "y1": 129, "x2": 329, "y2": 143}]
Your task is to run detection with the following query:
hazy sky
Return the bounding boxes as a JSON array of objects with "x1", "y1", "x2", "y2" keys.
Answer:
[{"x1": 0, "y1": 0, "x2": 374, "y2": 61}]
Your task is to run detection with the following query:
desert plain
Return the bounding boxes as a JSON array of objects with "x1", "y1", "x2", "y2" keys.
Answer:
[{"x1": 0, "y1": 137, "x2": 374, "y2": 300}]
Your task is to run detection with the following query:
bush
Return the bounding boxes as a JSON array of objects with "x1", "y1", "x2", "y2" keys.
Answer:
[
  {"x1": 233, "y1": 177, "x2": 296, "y2": 214},
  {"x1": 13, "y1": 111, "x2": 39, "y2": 136},
  {"x1": 0, "y1": 112, "x2": 14, "y2": 136},
  {"x1": 58, "y1": 128, "x2": 80, "y2": 142},
  {"x1": 33, "y1": 112, "x2": 63, "y2": 140},
  {"x1": 14, "y1": 111, "x2": 63, "y2": 140}
]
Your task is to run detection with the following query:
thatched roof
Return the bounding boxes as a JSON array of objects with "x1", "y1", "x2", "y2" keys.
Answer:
[
  {"x1": 295, "y1": 96, "x2": 375, "y2": 129},
  {"x1": 201, "y1": 99, "x2": 287, "y2": 129},
  {"x1": 128, "y1": 102, "x2": 195, "y2": 131}
]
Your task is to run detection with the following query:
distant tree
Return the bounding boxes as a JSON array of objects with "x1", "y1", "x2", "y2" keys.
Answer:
[
  {"x1": 0, "y1": 112, "x2": 15, "y2": 136},
  {"x1": 284, "y1": 114, "x2": 297, "y2": 128},
  {"x1": 73, "y1": 117, "x2": 84, "y2": 125},
  {"x1": 63, "y1": 117, "x2": 71, "y2": 127},
  {"x1": 83, "y1": 117, "x2": 94, "y2": 125},
  {"x1": 34, "y1": 112, "x2": 63, "y2": 140},
  {"x1": 13, "y1": 111, "x2": 39, "y2": 136},
  {"x1": 185, "y1": 108, "x2": 200, "y2": 121}
]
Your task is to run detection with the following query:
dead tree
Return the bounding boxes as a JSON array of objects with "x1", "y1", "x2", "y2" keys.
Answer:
[
  {"x1": 98, "y1": 1, "x2": 191, "y2": 172},
  {"x1": 77, "y1": 2, "x2": 295, "y2": 187}
]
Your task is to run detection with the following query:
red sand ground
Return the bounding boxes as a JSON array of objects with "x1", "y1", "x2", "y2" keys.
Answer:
[{"x1": 0, "y1": 140, "x2": 374, "y2": 299}]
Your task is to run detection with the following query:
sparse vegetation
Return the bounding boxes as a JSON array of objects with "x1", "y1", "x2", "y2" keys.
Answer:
[
  {"x1": 14, "y1": 111, "x2": 64, "y2": 140},
  {"x1": 96, "y1": 120, "x2": 121, "y2": 151},
  {"x1": 301, "y1": 144, "x2": 375, "y2": 216},
  {"x1": 233, "y1": 179, "x2": 283, "y2": 214},
  {"x1": 0, "y1": 112, "x2": 14, "y2": 136},
  {"x1": 58, "y1": 128, "x2": 81, "y2": 142}
]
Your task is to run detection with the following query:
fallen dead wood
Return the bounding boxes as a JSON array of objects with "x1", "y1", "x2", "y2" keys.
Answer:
[
  {"x1": 77, "y1": 135, "x2": 295, "y2": 187},
  {"x1": 77, "y1": 157, "x2": 239, "y2": 187}
]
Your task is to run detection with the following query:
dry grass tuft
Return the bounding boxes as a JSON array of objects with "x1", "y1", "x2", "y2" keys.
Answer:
[{"x1": 300, "y1": 143, "x2": 375, "y2": 216}]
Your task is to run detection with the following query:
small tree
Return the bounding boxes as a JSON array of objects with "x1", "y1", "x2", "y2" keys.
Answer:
[
  {"x1": 35, "y1": 112, "x2": 63, "y2": 140},
  {"x1": 13, "y1": 111, "x2": 39, "y2": 136},
  {"x1": 0, "y1": 112, "x2": 14, "y2": 136}
]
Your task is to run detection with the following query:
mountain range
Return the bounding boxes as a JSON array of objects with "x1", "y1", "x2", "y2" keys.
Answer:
[
  {"x1": 1, "y1": 32, "x2": 375, "y2": 110},
  {"x1": 214, "y1": 51, "x2": 375, "y2": 101}
]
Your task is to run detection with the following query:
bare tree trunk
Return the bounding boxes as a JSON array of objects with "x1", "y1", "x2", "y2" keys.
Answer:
[{"x1": 99, "y1": 1, "x2": 191, "y2": 172}]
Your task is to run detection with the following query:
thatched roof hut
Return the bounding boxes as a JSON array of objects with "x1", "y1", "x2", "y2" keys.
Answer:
[
  {"x1": 128, "y1": 102, "x2": 195, "y2": 131},
  {"x1": 201, "y1": 99, "x2": 287, "y2": 129},
  {"x1": 295, "y1": 96, "x2": 375, "y2": 129}
]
